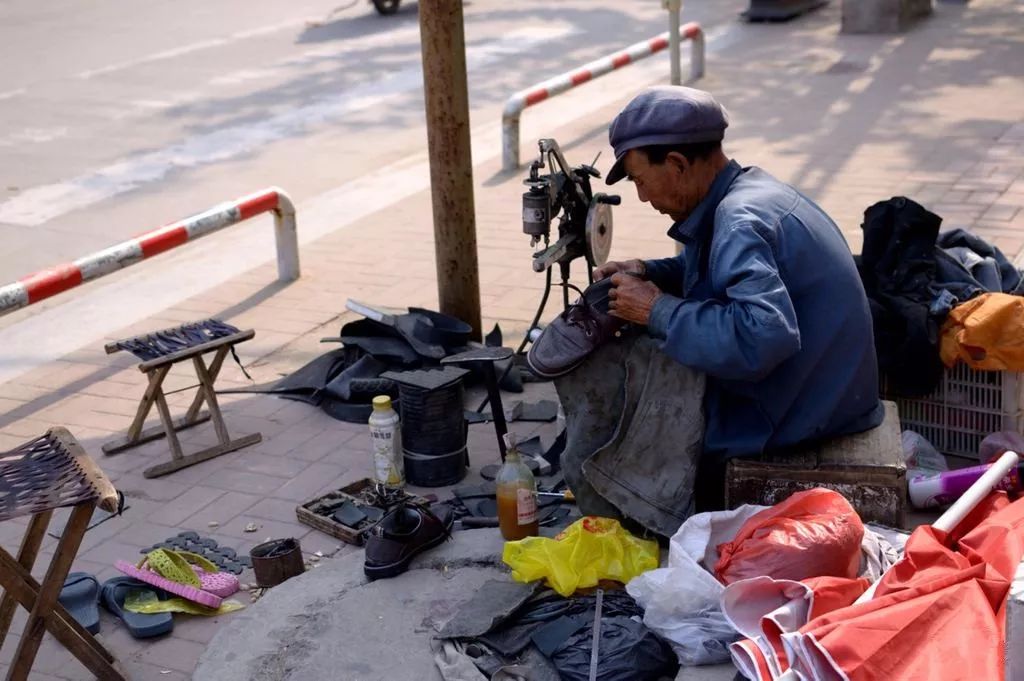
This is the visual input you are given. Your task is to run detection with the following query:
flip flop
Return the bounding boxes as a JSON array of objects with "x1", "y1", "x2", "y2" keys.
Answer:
[
  {"x1": 58, "y1": 572, "x2": 100, "y2": 635},
  {"x1": 99, "y1": 577, "x2": 174, "y2": 639},
  {"x1": 115, "y1": 549, "x2": 235, "y2": 609}
]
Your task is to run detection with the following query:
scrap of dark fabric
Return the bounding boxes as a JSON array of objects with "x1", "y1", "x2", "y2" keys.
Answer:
[
  {"x1": 218, "y1": 310, "x2": 522, "y2": 422},
  {"x1": 856, "y1": 196, "x2": 945, "y2": 397},
  {"x1": 857, "y1": 199, "x2": 1024, "y2": 397}
]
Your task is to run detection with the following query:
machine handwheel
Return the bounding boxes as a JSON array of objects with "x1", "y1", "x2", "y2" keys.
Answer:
[{"x1": 585, "y1": 200, "x2": 614, "y2": 268}]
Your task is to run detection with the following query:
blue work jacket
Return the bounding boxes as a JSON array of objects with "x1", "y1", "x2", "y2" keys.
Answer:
[{"x1": 645, "y1": 160, "x2": 884, "y2": 460}]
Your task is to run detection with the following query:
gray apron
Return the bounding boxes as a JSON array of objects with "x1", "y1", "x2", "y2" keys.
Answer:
[{"x1": 555, "y1": 330, "x2": 705, "y2": 537}]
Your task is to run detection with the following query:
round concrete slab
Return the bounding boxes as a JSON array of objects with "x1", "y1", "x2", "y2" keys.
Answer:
[
  {"x1": 194, "y1": 529, "x2": 510, "y2": 681},
  {"x1": 195, "y1": 527, "x2": 740, "y2": 681}
]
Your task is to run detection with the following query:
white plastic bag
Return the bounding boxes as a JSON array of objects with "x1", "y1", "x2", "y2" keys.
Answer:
[
  {"x1": 901, "y1": 429, "x2": 947, "y2": 473},
  {"x1": 626, "y1": 505, "x2": 764, "y2": 665}
]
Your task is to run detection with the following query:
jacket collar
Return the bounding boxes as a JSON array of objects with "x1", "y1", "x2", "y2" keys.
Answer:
[{"x1": 667, "y1": 159, "x2": 743, "y2": 244}]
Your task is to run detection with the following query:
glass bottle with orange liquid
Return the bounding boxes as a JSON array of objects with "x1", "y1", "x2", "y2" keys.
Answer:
[{"x1": 496, "y1": 433, "x2": 539, "y2": 541}]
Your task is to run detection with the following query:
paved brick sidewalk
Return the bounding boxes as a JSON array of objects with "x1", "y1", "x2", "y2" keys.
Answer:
[{"x1": 0, "y1": 1, "x2": 1022, "y2": 678}]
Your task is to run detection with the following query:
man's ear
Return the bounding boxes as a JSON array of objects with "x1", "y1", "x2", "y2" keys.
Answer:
[{"x1": 665, "y1": 151, "x2": 690, "y2": 174}]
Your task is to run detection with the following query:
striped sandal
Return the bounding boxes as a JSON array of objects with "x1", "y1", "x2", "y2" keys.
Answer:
[{"x1": 115, "y1": 549, "x2": 239, "y2": 609}]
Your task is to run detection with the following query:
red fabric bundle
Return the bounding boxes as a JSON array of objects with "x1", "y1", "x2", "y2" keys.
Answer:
[{"x1": 715, "y1": 488, "x2": 864, "y2": 584}]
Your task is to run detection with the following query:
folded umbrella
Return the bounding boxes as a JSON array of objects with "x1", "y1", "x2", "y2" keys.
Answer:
[{"x1": 727, "y1": 451, "x2": 1024, "y2": 681}]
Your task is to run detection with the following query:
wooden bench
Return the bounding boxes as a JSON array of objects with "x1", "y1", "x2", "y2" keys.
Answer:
[
  {"x1": 725, "y1": 401, "x2": 907, "y2": 527},
  {"x1": 103, "y1": 319, "x2": 261, "y2": 478},
  {"x1": 0, "y1": 428, "x2": 124, "y2": 680}
]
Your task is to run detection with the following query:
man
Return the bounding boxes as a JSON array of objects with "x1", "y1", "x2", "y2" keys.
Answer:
[{"x1": 550, "y1": 86, "x2": 883, "y2": 532}]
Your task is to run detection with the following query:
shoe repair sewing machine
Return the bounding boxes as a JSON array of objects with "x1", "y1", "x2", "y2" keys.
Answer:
[
  {"x1": 470, "y1": 139, "x2": 620, "y2": 421},
  {"x1": 462, "y1": 139, "x2": 621, "y2": 442},
  {"x1": 521, "y1": 138, "x2": 621, "y2": 315}
]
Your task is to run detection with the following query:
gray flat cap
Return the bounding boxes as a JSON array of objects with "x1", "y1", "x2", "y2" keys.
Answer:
[{"x1": 606, "y1": 86, "x2": 729, "y2": 185}]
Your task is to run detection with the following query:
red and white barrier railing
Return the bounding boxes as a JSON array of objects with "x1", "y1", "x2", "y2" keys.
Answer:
[
  {"x1": 0, "y1": 186, "x2": 299, "y2": 317},
  {"x1": 502, "y1": 22, "x2": 705, "y2": 172}
]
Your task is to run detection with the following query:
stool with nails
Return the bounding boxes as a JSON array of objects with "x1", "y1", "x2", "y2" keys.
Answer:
[
  {"x1": 442, "y1": 347, "x2": 514, "y2": 462},
  {"x1": 102, "y1": 319, "x2": 261, "y2": 479}
]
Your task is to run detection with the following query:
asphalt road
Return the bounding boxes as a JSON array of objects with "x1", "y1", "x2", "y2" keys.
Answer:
[
  {"x1": 0, "y1": 0, "x2": 745, "y2": 383},
  {"x1": 0, "y1": 0, "x2": 741, "y2": 279}
]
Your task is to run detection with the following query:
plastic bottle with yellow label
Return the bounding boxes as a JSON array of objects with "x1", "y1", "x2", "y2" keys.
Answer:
[{"x1": 368, "y1": 395, "x2": 404, "y2": 487}]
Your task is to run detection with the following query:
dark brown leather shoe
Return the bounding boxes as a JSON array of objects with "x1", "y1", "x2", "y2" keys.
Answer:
[
  {"x1": 526, "y1": 278, "x2": 628, "y2": 379},
  {"x1": 363, "y1": 503, "x2": 453, "y2": 580}
]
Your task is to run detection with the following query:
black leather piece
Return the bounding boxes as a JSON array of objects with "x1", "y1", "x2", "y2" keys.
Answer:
[
  {"x1": 453, "y1": 482, "x2": 497, "y2": 500},
  {"x1": 408, "y1": 307, "x2": 473, "y2": 347},
  {"x1": 532, "y1": 615, "x2": 587, "y2": 658},
  {"x1": 484, "y1": 323, "x2": 503, "y2": 348},
  {"x1": 335, "y1": 336, "x2": 420, "y2": 366},
  {"x1": 323, "y1": 355, "x2": 389, "y2": 401},
  {"x1": 219, "y1": 348, "x2": 348, "y2": 398},
  {"x1": 392, "y1": 315, "x2": 446, "y2": 359},
  {"x1": 437, "y1": 579, "x2": 542, "y2": 639},
  {"x1": 320, "y1": 397, "x2": 375, "y2": 423},
  {"x1": 542, "y1": 429, "x2": 566, "y2": 471},
  {"x1": 478, "y1": 621, "x2": 546, "y2": 657},
  {"x1": 333, "y1": 502, "x2": 368, "y2": 527}
]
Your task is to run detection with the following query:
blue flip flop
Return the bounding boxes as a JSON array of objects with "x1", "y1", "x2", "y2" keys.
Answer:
[
  {"x1": 58, "y1": 572, "x2": 100, "y2": 634},
  {"x1": 99, "y1": 576, "x2": 174, "y2": 639}
]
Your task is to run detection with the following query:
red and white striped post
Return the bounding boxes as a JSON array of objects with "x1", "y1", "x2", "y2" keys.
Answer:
[
  {"x1": 0, "y1": 186, "x2": 298, "y2": 317},
  {"x1": 502, "y1": 22, "x2": 705, "y2": 172}
]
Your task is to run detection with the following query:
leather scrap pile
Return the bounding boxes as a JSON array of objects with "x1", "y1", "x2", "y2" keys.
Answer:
[{"x1": 220, "y1": 301, "x2": 522, "y2": 423}]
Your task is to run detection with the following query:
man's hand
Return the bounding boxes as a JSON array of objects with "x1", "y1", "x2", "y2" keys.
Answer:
[
  {"x1": 593, "y1": 258, "x2": 646, "y2": 281},
  {"x1": 609, "y1": 272, "x2": 662, "y2": 325}
]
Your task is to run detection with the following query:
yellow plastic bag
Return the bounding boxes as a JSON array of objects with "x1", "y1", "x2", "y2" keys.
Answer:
[
  {"x1": 124, "y1": 589, "x2": 245, "y2": 617},
  {"x1": 502, "y1": 516, "x2": 659, "y2": 597}
]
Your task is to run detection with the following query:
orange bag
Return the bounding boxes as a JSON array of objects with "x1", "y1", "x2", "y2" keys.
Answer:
[
  {"x1": 714, "y1": 488, "x2": 864, "y2": 585},
  {"x1": 940, "y1": 292, "x2": 1024, "y2": 370}
]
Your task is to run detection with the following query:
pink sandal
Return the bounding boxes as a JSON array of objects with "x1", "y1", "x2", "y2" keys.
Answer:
[{"x1": 115, "y1": 549, "x2": 238, "y2": 609}]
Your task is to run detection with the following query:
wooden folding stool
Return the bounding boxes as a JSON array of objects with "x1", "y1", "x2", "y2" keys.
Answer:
[
  {"x1": 0, "y1": 428, "x2": 124, "y2": 681},
  {"x1": 102, "y1": 320, "x2": 262, "y2": 478}
]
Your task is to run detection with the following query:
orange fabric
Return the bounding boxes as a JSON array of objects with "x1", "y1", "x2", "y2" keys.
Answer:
[
  {"x1": 803, "y1": 576, "x2": 871, "y2": 619},
  {"x1": 803, "y1": 576, "x2": 1003, "y2": 680},
  {"x1": 940, "y1": 292, "x2": 1024, "y2": 370},
  {"x1": 715, "y1": 488, "x2": 865, "y2": 584},
  {"x1": 792, "y1": 492, "x2": 1024, "y2": 681}
]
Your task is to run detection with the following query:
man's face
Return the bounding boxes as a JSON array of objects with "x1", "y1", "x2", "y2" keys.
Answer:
[{"x1": 622, "y1": 148, "x2": 704, "y2": 223}]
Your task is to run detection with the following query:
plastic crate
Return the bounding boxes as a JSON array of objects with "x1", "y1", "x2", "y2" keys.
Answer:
[{"x1": 881, "y1": 363, "x2": 1024, "y2": 459}]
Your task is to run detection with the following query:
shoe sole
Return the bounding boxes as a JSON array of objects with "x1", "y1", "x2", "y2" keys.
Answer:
[
  {"x1": 363, "y1": 515, "x2": 454, "y2": 581},
  {"x1": 525, "y1": 351, "x2": 584, "y2": 380}
]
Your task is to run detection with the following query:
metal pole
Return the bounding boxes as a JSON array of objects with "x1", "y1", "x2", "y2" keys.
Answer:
[
  {"x1": 418, "y1": 0, "x2": 483, "y2": 340},
  {"x1": 667, "y1": 0, "x2": 682, "y2": 85},
  {"x1": 271, "y1": 188, "x2": 300, "y2": 281},
  {"x1": 691, "y1": 28, "x2": 705, "y2": 80}
]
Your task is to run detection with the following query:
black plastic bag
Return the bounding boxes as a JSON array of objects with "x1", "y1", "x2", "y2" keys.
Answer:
[{"x1": 548, "y1": 616, "x2": 678, "y2": 681}]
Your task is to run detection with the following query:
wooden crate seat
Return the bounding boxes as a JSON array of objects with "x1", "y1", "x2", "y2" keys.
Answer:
[{"x1": 725, "y1": 401, "x2": 907, "y2": 527}]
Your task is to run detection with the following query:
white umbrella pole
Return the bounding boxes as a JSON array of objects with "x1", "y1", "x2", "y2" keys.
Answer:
[{"x1": 855, "y1": 450, "x2": 1020, "y2": 604}]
